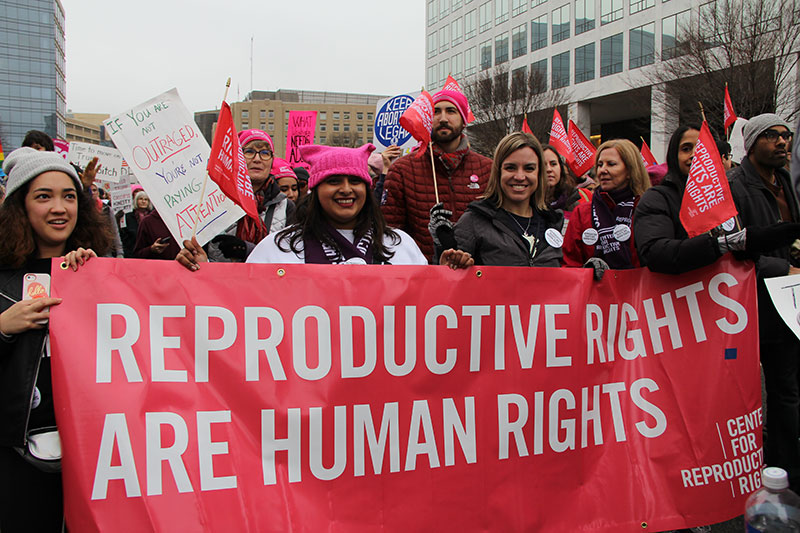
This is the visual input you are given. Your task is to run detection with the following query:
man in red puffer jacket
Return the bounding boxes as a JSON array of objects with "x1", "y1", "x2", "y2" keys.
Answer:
[{"x1": 381, "y1": 89, "x2": 492, "y2": 262}]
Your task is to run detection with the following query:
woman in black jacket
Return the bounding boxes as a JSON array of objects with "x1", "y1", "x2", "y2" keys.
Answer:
[{"x1": 0, "y1": 147, "x2": 110, "y2": 531}]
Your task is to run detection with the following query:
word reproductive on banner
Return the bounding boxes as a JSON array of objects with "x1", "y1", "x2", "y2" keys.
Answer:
[
  {"x1": 50, "y1": 257, "x2": 760, "y2": 532},
  {"x1": 104, "y1": 89, "x2": 244, "y2": 246}
]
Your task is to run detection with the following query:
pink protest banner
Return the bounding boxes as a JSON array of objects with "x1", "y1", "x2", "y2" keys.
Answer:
[
  {"x1": 285, "y1": 111, "x2": 317, "y2": 168},
  {"x1": 50, "y1": 257, "x2": 760, "y2": 532}
]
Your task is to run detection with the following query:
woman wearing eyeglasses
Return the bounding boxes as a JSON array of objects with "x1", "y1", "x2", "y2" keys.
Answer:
[{"x1": 207, "y1": 129, "x2": 296, "y2": 262}]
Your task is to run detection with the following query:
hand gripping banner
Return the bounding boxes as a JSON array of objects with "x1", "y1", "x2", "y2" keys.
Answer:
[{"x1": 50, "y1": 257, "x2": 760, "y2": 532}]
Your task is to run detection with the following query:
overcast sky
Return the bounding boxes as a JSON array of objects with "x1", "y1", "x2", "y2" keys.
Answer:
[{"x1": 63, "y1": 0, "x2": 425, "y2": 116}]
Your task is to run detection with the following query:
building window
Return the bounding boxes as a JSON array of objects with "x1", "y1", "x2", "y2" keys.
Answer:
[
  {"x1": 242, "y1": 122, "x2": 249, "y2": 129},
  {"x1": 428, "y1": 64, "x2": 438, "y2": 87},
  {"x1": 479, "y1": 1, "x2": 492, "y2": 32},
  {"x1": 629, "y1": 22, "x2": 655, "y2": 68},
  {"x1": 440, "y1": 25, "x2": 450, "y2": 52},
  {"x1": 260, "y1": 110, "x2": 266, "y2": 118},
  {"x1": 531, "y1": 0, "x2": 545, "y2": 6},
  {"x1": 320, "y1": 124, "x2": 327, "y2": 132},
  {"x1": 531, "y1": 14, "x2": 547, "y2": 51},
  {"x1": 574, "y1": 42, "x2": 595, "y2": 83},
  {"x1": 439, "y1": 59, "x2": 449, "y2": 86},
  {"x1": 428, "y1": 32, "x2": 438, "y2": 58},
  {"x1": 552, "y1": 4, "x2": 570, "y2": 43},
  {"x1": 344, "y1": 112, "x2": 350, "y2": 120},
  {"x1": 453, "y1": 0, "x2": 463, "y2": 10},
  {"x1": 260, "y1": 122, "x2": 266, "y2": 129},
  {"x1": 268, "y1": 123, "x2": 274, "y2": 131},
  {"x1": 367, "y1": 112, "x2": 374, "y2": 121},
  {"x1": 512, "y1": 0, "x2": 526, "y2": 17},
  {"x1": 465, "y1": 46, "x2": 478, "y2": 76},
  {"x1": 358, "y1": 124, "x2": 363, "y2": 132},
  {"x1": 496, "y1": 0, "x2": 509, "y2": 23},
  {"x1": 480, "y1": 39, "x2": 492, "y2": 70},
  {"x1": 333, "y1": 123, "x2": 340, "y2": 132},
  {"x1": 452, "y1": 51, "x2": 463, "y2": 78},
  {"x1": 333, "y1": 112, "x2": 340, "y2": 120},
  {"x1": 661, "y1": 9, "x2": 689, "y2": 59},
  {"x1": 285, "y1": 111, "x2": 290, "y2": 120},
  {"x1": 575, "y1": 0, "x2": 595, "y2": 34},
  {"x1": 268, "y1": 110, "x2": 274, "y2": 118},
  {"x1": 441, "y1": 0, "x2": 450, "y2": 18},
  {"x1": 320, "y1": 136, "x2": 327, "y2": 143},
  {"x1": 452, "y1": 18, "x2": 463, "y2": 46},
  {"x1": 511, "y1": 66, "x2": 527, "y2": 98},
  {"x1": 512, "y1": 23, "x2": 527, "y2": 58},
  {"x1": 356, "y1": 112, "x2": 363, "y2": 120},
  {"x1": 428, "y1": 0, "x2": 438, "y2": 24},
  {"x1": 465, "y1": 10, "x2": 477, "y2": 39},
  {"x1": 495, "y1": 33, "x2": 509, "y2": 64},
  {"x1": 531, "y1": 59, "x2": 547, "y2": 94},
  {"x1": 629, "y1": 0, "x2": 654, "y2": 14},
  {"x1": 600, "y1": 32, "x2": 623, "y2": 76},
  {"x1": 344, "y1": 124, "x2": 350, "y2": 132},
  {"x1": 320, "y1": 111, "x2": 327, "y2": 120},
  {"x1": 600, "y1": 0, "x2": 622, "y2": 24},
  {"x1": 242, "y1": 110, "x2": 249, "y2": 118},
  {"x1": 552, "y1": 51, "x2": 570, "y2": 88},
  {"x1": 367, "y1": 125, "x2": 373, "y2": 132}
]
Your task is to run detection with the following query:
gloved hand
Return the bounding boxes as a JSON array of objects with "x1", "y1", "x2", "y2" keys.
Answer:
[
  {"x1": 429, "y1": 202, "x2": 456, "y2": 250},
  {"x1": 584, "y1": 257, "x2": 610, "y2": 281},
  {"x1": 212, "y1": 234, "x2": 248, "y2": 261}
]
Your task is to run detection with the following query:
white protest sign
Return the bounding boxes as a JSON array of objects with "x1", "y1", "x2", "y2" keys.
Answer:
[
  {"x1": 372, "y1": 91, "x2": 422, "y2": 155},
  {"x1": 104, "y1": 88, "x2": 243, "y2": 246},
  {"x1": 67, "y1": 142, "x2": 124, "y2": 183},
  {"x1": 765, "y1": 273, "x2": 800, "y2": 341},
  {"x1": 97, "y1": 173, "x2": 132, "y2": 215},
  {"x1": 730, "y1": 117, "x2": 748, "y2": 165}
]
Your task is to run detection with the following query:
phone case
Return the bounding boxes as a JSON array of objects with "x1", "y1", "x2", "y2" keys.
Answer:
[{"x1": 23, "y1": 273, "x2": 51, "y2": 300}]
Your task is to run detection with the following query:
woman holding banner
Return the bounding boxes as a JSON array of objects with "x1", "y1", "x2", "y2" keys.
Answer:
[
  {"x1": 561, "y1": 139, "x2": 650, "y2": 278},
  {"x1": 439, "y1": 132, "x2": 562, "y2": 267},
  {"x1": 177, "y1": 144, "x2": 432, "y2": 267},
  {"x1": 0, "y1": 147, "x2": 110, "y2": 531}
]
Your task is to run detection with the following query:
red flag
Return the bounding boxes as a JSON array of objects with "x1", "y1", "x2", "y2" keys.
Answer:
[
  {"x1": 548, "y1": 110, "x2": 574, "y2": 165},
  {"x1": 724, "y1": 85, "x2": 737, "y2": 131},
  {"x1": 679, "y1": 121, "x2": 738, "y2": 237},
  {"x1": 640, "y1": 139, "x2": 658, "y2": 167},
  {"x1": 521, "y1": 114, "x2": 533, "y2": 135},
  {"x1": 399, "y1": 90, "x2": 434, "y2": 157},
  {"x1": 442, "y1": 75, "x2": 476, "y2": 123},
  {"x1": 207, "y1": 102, "x2": 259, "y2": 220},
  {"x1": 566, "y1": 120, "x2": 595, "y2": 177}
]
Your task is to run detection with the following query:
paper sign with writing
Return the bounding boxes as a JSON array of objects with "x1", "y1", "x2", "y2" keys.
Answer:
[
  {"x1": 104, "y1": 88, "x2": 244, "y2": 246},
  {"x1": 68, "y1": 142, "x2": 125, "y2": 183},
  {"x1": 373, "y1": 92, "x2": 423, "y2": 155},
  {"x1": 285, "y1": 111, "x2": 317, "y2": 168}
]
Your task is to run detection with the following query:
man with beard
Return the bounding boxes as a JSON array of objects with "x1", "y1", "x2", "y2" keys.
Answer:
[
  {"x1": 381, "y1": 89, "x2": 491, "y2": 262},
  {"x1": 728, "y1": 114, "x2": 800, "y2": 490}
]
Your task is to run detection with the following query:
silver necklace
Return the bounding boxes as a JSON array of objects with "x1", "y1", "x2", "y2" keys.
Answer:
[{"x1": 507, "y1": 211, "x2": 537, "y2": 254}]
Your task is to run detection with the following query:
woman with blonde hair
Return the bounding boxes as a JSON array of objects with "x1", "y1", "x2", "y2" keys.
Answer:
[
  {"x1": 440, "y1": 131, "x2": 564, "y2": 267},
  {"x1": 561, "y1": 138, "x2": 651, "y2": 278}
]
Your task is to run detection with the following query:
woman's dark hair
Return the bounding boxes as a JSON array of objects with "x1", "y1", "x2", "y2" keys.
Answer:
[
  {"x1": 665, "y1": 123, "x2": 701, "y2": 179},
  {"x1": 0, "y1": 179, "x2": 113, "y2": 267},
  {"x1": 275, "y1": 180, "x2": 400, "y2": 264},
  {"x1": 542, "y1": 144, "x2": 577, "y2": 204},
  {"x1": 22, "y1": 130, "x2": 54, "y2": 151}
]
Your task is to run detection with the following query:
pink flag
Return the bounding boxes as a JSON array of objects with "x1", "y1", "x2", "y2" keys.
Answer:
[
  {"x1": 679, "y1": 121, "x2": 738, "y2": 237},
  {"x1": 399, "y1": 90, "x2": 434, "y2": 157},
  {"x1": 286, "y1": 111, "x2": 317, "y2": 169},
  {"x1": 566, "y1": 120, "x2": 595, "y2": 177},
  {"x1": 442, "y1": 75, "x2": 476, "y2": 123},
  {"x1": 207, "y1": 102, "x2": 259, "y2": 221},
  {"x1": 640, "y1": 140, "x2": 658, "y2": 167},
  {"x1": 724, "y1": 86, "x2": 737, "y2": 131},
  {"x1": 548, "y1": 110, "x2": 574, "y2": 165}
]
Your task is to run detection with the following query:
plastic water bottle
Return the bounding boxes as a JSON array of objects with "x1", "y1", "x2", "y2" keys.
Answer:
[{"x1": 745, "y1": 467, "x2": 800, "y2": 532}]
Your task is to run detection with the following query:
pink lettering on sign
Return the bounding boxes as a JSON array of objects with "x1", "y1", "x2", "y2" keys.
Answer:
[{"x1": 286, "y1": 111, "x2": 318, "y2": 168}]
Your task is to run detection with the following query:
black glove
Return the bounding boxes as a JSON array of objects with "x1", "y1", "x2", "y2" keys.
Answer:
[
  {"x1": 744, "y1": 223, "x2": 800, "y2": 255},
  {"x1": 429, "y1": 202, "x2": 457, "y2": 250},
  {"x1": 584, "y1": 257, "x2": 610, "y2": 281},
  {"x1": 212, "y1": 234, "x2": 248, "y2": 261}
]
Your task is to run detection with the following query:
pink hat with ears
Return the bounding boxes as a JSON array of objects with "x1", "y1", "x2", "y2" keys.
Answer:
[
  {"x1": 299, "y1": 143, "x2": 376, "y2": 189},
  {"x1": 432, "y1": 90, "x2": 469, "y2": 124},
  {"x1": 271, "y1": 158, "x2": 297, "y2": 181},
  {"x1": 238, "y1": 129, "x2": 274, "y2": 152}
]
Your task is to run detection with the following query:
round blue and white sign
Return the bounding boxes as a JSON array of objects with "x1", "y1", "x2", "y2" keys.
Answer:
[{"x1": 374, "y1": 94, "x2": 414, "y2": 147}]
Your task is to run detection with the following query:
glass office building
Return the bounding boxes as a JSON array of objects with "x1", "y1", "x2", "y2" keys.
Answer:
[{"x1": 0, "y1": 0, "x2": 66, "y2": 151}]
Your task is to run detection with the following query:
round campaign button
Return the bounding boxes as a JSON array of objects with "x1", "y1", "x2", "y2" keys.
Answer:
[
  {"x1": 545, "y1": 228, "x2": 563, "y2": 248},
  {"x1": 722, "y1": 217, "x2": 736, "y2": 232},
  {"x1": 582, "y1": 228, "x2": 599, "y2": 246},
  {"x1": 31, "y1": 387, "x2": 41, "y2": 409},
  {"x1": 613, "y1": 224, "x2": 631, "y2": 242}
]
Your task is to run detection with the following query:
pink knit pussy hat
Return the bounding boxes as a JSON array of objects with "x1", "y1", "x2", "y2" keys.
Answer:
[
  {"x1": 432, "y1": 90, "x2": 469, "y2": 124},
  {"x1": 238, "y1": 129, "x2": 274, "y2": 152},
  {"x1": 271, "y1": 158, "x2": 297, "y2": 180},
  {"x1": 299, "y1": 143, "x2": 376, "y2": 189}
]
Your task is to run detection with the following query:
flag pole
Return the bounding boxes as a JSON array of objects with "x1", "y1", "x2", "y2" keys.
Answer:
[
  {"x1": 724, "y1": 82, "x2": 730, "y2": 141},
  {"x1": 698, "y1": 101, "x2": 707, "y2": 124},
  {"x1": 422, "y1": 85, "x2": 440, "y2": 205},
  {"x1": 191, "y1": 77, "x2": 232, "y2": 240}
]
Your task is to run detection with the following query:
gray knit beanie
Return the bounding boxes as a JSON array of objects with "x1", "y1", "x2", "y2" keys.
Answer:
[
  {"x1": 3, "y1": 147, "x2": 82, "y2": 198},
  {"x1": 742, "y1": 113, "x2": 791, "y2": 154}
]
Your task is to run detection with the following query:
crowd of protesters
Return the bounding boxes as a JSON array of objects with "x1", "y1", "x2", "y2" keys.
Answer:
[{"x1": 0, "y1": 80, "x2": 799, "y2": 532}]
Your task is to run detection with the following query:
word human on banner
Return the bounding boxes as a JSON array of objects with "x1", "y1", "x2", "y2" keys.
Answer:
[
  {"x1": 50, "y1": 257, "x2": 760, "y2": 532},
  {"x1": 285, "y1": 111, "x2": 317, "y2": 168},
  {"x1": 68, "y1": 142, "x2": 125, "y2": 182},
  {"x1": 103, "y1": 89, "x2": 244, "y2": 246},
  {"x1": 679, "y1": 121, "x2": 738, "y2": 237}
]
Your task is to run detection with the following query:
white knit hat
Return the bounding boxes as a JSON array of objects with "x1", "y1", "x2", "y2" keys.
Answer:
[{"x1": 3, "y1": 147, "x2": 82, "y2": 198}]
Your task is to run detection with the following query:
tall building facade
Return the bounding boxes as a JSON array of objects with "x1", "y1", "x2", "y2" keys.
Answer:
[
  {"x1": 425, "y1": 0, "x2": 798, "y2": 159},
  {"x1": 0, "y1": 0, "x2": 66, "y2": 151},
  {"x1": 195, "y1": 89, "x2": 386, "y2": 158}
]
